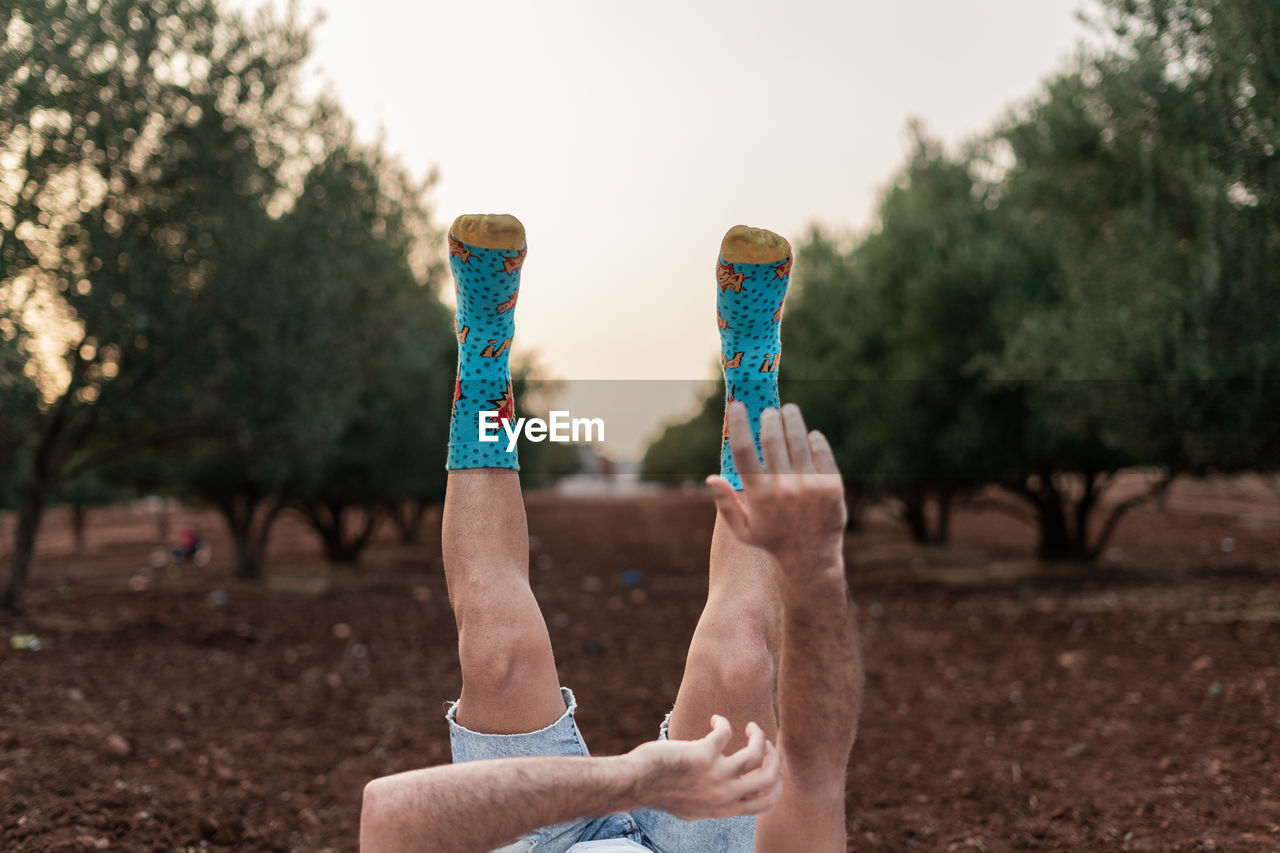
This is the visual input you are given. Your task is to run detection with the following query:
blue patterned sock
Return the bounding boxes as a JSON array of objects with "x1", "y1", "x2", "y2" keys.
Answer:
[
  {"x1": 447, "y1": 228, "x2": 526, "y2": 470},
  {"x1": 717, "y1": 231, "x2": 792, "y2": 489}
]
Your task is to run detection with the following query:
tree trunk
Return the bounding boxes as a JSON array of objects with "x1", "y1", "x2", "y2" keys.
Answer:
[
  {"x1": 218, "y1": 496, "x2": 283, "y2": 581},
  {"x1": 1, "y1": 478, "x2": 51, "y2": 617},
  {"x1": 1034, "y1": 485, "x2": 1089, "y2": 561},
  {"x1": 900, "y1": 487, "x2": 951, "y2": 544},
  {"x1": 1008, "y1": 473, "x2": 1089, "y2": 562},
  {"x1": 392, "y1": 499, "x2": 425, "y2": 546},
  {"x1": 1071, "y1": 472, "x2": 1100, "y2": 555},
  {"x1": 843, "y1": 490, "x2": 863, "y2": 530},
  {"x1": 2, "y1": 347, "x2": 91, "y2": 615},
  {"x1": 318, "y1": 514, "x2": 352, "y2": 564},
  {"x1": 72, "y1": 503, "x2": 88, "y2": 554},
  {"x1": 1010, "y1": 471, "x2": 1170, "y2": 564},
  {"x1": 1086, "y1": 473, "x2": 1175, "y2": 561},
  {"x1": 253, "y1": 502, "x2": 283, "y2": 576},
  {"x1": 156, "y1": 497, "x2": 172, "y2": 543},
  {"x1": 223, "y1": 497, "x2": 261, "y2": 581},
  {"x1": 934, "y1": 490, "x2": 952, "y2": 544},
  {"x1": 901, "y1": 488, "x2": 930, "y2": 544},
  {"x1": 231, "y1": 521, "x2": 260, "y2": 580},
  {"x1": 305, "y1": 504, "x2": 379, "y2": 566}
]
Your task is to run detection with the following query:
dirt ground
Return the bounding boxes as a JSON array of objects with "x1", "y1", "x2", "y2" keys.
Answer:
[{"x1": 1, "y1": 478, "x2": 1278, "y2": 852}]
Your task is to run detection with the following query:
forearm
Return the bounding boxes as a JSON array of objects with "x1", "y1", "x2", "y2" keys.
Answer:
[
  {"x1": 775, "y1": 556, "x2": 863, "y2": 789},
  {"x1": 361, "y1": 754, "x2": 644, "y2": 853}
]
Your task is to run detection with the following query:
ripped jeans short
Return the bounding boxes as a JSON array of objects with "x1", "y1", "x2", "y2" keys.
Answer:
[{"x1": 446, "y1": 687, "x2": 755, "y2": 853}]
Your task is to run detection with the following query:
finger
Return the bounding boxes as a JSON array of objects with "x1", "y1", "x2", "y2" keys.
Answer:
[
  {"x1": 758, "y1": 407, "x2": 791, "y2": 474},
  {"x1": 726, "y1": 401, "x2": 763, "y2": 483},
  {"x1": 725, "y1": 721, "x2": 767, "y2": 775},
  {"x1": 710, "y1": 779, "x2": 784, "y2": 819},
  {"x1": 704, "y1": 714, "x2": 734, "y2": 754},
  {"x1": 808, "y1": 429, "x2": 840, "y2": 476},
  {"x1": 734, "y1": 738, "x2": 780, "y2": 783},
  {"x1": 727, "y1": 747, "x2": 783, "y2": 814},
  {"x1": 780, "y1": 404, "x2": 813, "y2": 472},
  {"x1": 733, "y1": 771, "x2": 785, "y2": 816},
  {"x1": 736, "y1": 782, "x2": 784, "y2": 815},
  {"x1": 706, "y1": 476, "x2": 751, "y2": 540},
  {"x1": 726, "y1": 740, "x2": 782, "y2": 800}
]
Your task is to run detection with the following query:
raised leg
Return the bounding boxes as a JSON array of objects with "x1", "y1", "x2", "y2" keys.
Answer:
[
  {"x1": 443, "y1": 214, "x2": 564, "y2": 734},
  {"x1": 666, "y1": 224, "x2": 793, "y2": 750},
  {"x1": 443, "y1": 469, "x2": 565, "y2": 734},
  {"x1": 664, "y1": 514, "x2": 782, "y2": 749}
]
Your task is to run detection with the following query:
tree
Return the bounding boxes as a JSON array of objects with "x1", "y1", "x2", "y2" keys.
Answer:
[
  {"x1": 1, "y1": 0, "x2": 317, "y2": 612},
  {"x1": 778, "y1": 0, "x2": 1279, "y2": 561},
  {"x1": 153, "y1": 131, "x2": 438, "y2": 578},
  {"x1": 782, "y1": 129, "x2": 1052, "y2": 545},
  {"x1": 989, "y1": 0, "x2": 1280, "y2": 557},
  {"x1": 285, "y1": 144, "x2": 453, "y2": 565},
  {"x1": 0, "y1": 323, "x2": 38, "y2": 505}
]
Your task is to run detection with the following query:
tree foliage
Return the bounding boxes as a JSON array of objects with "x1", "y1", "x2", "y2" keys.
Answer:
[
  {"x1": 1, "y1": 0, "x2": 325, "y2": 611},
  {"x1": 1, "y1": 0, "x2": 454, "y2": 607},
  {"x1": 280, "y1": 145, "x2": 453, "y2": 565},
  {"x1": 783, "y1": 130, "x2": 1054, "y2": 543},
  {"x1": 645, "y1": 0, "x2": 1279, "y2": 562}
]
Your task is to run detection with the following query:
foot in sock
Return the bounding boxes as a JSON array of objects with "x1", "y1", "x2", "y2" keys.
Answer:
[
  {"x1": 447, "y1": 213, "x2": 527, "y2": 470},
  {"x1": 716, "y1": 225, "x2": 792, "y2": 490}
]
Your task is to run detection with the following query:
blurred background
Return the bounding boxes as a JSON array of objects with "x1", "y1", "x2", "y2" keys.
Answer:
[{"x1": 2, "y1": 0, "x2": 1278, "y2": 850}]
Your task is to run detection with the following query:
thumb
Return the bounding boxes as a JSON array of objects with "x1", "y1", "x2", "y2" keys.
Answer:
[{"x1": 706, "y1": 475, "x2": 750, "y2": 540}]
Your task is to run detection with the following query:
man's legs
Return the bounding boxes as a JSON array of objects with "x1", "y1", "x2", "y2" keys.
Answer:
[
  {"x1": 664, "y1": 518, "x2": 782, "y2": 747},
  {"x1": 444, "y1": 470, "x2": 565, "y2": 734},
  {"x1": 665, "y1": 226, "x2": 793, "y2": 749},
  {"x1": 443, "y1": 214, "x2": 564, "y2": 735}
]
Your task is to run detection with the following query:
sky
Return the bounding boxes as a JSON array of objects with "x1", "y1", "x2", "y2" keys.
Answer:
[{"x1": 234, "y1": 0, "x2": 1091, "y2": 457}]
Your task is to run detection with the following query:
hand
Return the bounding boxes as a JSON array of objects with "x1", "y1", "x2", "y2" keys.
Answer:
[
  {"x1": 707, "y1": 402, "x2": 847, "y2": 576},
  {"x1": 628, "y1": 715, "x2": 783, "y2": 820}
]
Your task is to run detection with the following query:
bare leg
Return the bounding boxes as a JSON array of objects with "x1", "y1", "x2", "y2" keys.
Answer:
[
  {"x1": 664, "y1": 512, "x2": 781, "y2": 750},
  {"x1": 442, "y1": 213, "x2": 563, "y2": 735},
  {"x1": 666, "y1": 224, "x2": 791, "y2": 750},
  {"x1": 443, "y1": 469, "x2": 566, "y2": 734}
]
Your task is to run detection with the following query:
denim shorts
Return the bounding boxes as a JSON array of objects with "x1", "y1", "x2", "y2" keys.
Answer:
[{"x1": 446, "y1": 687, "x2": 755, "y2": 853}]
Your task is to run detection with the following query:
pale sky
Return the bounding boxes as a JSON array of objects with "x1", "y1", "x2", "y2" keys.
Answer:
[{"x1": 237, "y1": 0, "x2": 1090, "y2": 456}]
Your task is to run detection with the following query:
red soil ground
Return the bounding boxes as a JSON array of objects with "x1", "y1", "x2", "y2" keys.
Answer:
[{"x1": 1, "y1": 477, "x2": 1278, "y2": 851}]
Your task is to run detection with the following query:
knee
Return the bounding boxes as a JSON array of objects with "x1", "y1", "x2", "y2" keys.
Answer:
[
  {"x1": 693, "y1": 615, "x2": 777, "y2": 692},
  {"x1": 455, "y1": 596, "x2": 548, "y2": 696}
]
